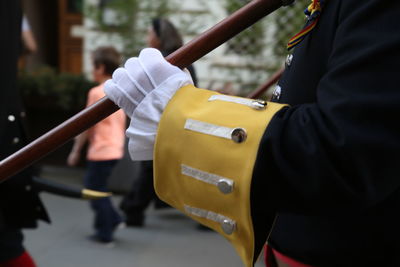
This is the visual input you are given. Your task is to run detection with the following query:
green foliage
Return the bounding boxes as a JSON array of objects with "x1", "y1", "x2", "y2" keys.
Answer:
[
  {"x1": 224, "y1": 0, "x2": 265, "y2": 56},
  {"x1": 273, "y1": 0, "x2": 309, "y2": 57},
  {"x1": 84, "y1": 0, "x2": 172, "y2": 58},
  {"x1": 84, "y1": 0, "x2": 139, "y2": 57},
  {"x1": 18, "y1": 66, "x2": 96, "y2": 111},
  {"x1": 220, "y1": 0, "x2": 270, "y2": 94},
  {"x1": 69, "y1": 0, "x2": 83, "y2": 13},
  {"x1": 140, "y1": 0, "x2": 170, "y2": 17}
]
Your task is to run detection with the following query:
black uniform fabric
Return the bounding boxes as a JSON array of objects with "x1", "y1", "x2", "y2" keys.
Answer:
[
  {"x1": 0, "y1": 0, "x2": 49, "y2": 233},
  {"x1": 0, "y1": 229, "x2": 24, "y2": 262},
  {"x1": 251, "y1": 0, "x2": 400, "y2": 266}
]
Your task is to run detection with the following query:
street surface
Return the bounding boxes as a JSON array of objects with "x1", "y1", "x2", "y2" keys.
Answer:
[{"x1": 24, "y1": 166, "x2": 265, "y2": 267}]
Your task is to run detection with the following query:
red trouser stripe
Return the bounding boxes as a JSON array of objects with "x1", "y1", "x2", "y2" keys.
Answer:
[
  {"x1": 0, "y1": 251, "x2": 36, "y2": 267},
  {"x1": 265, "y1": 244, "x2": 313, "y2": 267}
]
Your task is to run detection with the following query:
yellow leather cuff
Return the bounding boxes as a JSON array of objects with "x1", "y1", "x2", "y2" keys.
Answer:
[{"x1": 154, "y1": 85, "x2": 286, "y2": 266}]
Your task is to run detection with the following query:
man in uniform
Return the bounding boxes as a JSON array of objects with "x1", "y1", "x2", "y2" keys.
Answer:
[
  {"x1": 104, "y1": 0, "x2": 400, "y2": 266},
  {"x1": 0, "y1": 1, "x2": 50, "y2": 265}
]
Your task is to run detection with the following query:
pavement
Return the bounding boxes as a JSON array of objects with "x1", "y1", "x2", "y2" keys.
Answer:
[{"x1": 24, "y1": 165, "x2": 265, "y2": 267}]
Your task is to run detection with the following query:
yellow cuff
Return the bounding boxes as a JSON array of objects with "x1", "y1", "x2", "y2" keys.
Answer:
[{"x1": 154, "y1": 85, "x2": 286, "y2": 266}]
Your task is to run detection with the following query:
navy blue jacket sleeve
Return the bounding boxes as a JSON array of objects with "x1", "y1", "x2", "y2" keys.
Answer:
[{"x1": 253, "y1": 0, "x2": 400, "y2": 215}]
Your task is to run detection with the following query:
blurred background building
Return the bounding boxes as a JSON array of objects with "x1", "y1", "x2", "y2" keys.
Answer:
[
  {"x1": 19, "y1": 0, "x2": 307, "y2": 189},
  {"x1": 22, "y1": 0, "x2": 308, "y2": 94},
  {"x1": 22, "y1": 0, "x2": 83, "y2": 73},
  {"x1": 82, "y1": 0, "x2": 308, "y2": 94}
]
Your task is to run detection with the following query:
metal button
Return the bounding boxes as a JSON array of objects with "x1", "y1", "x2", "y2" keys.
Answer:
[
  {"x1": 251, "y1": 100, "x2": 267, "y2": 110},
  {"x1": 231, "y1": 128, "x2": 247, "y2": 143},
  {"x1": 8, "y1": 115, "x2": 15, "y2": 122},
  {"x1": 221, "y1": 219, "x2": 236, "y2": 235},
  {"x1": 13, "y1": 137, "x2": 20, "y2": 144},
  {"x1": 271, "y1": 85, "x2": 282, "y2": 101},
  {"x1": 217, "y1": 179, "x2": 234, "y2": 194},
  {"x1": 285, "y1": 54, "x2": 293, "y2": 67}
]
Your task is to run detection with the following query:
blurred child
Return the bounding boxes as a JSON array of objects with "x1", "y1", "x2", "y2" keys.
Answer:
[{"x1": 67, "y1": 46, "x2": 126, "y2": 246}]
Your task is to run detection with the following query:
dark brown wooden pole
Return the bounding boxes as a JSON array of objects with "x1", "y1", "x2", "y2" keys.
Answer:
[
  {"x1": 0, "y1": 0, "x2": 289, "y2": 182},
  {"x1": 247, "y1": 67, "x2": 284, "y2": 99}
]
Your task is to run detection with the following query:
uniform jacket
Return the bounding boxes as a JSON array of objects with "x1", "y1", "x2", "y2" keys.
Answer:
[
  {"x1": 146, "y1": 0, "x2": 400, "y2": 266},
  {"x1": 0, "y1": 0, "x2": 49, "y2": 230},
  {"x1": 254, "y1": 0, "x2": 400, "y2": 266}
]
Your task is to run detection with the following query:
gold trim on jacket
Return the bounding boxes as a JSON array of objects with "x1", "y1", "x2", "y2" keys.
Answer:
[{"x1": 154, "y1": 85, "x2": 286, "y2": 266}]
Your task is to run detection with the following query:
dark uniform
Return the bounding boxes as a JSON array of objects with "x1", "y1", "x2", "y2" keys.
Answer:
[
  {"x1": 261, "y1": 0, "x2": 400, "y2": 266},
  {"x1": 149, "y1": 0, "x2": 400, "y2": 266},
  {"x1": 0, "y1": 0, "x2": 49, "y2": 262}
]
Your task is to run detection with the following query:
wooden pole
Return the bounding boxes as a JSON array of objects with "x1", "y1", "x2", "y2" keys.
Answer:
[
  {"x1": 0, "y1": 0, "x2": 289, "y2": 182},
  {"x1": 247, "y1": 68, "x2": 284, "y2": 99}
]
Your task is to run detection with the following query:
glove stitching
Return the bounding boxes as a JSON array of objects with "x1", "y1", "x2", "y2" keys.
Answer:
[
  {"x1": 138, "y1": 59, "x2": 157, "y2": 89},
  {"x1": 115, "y1": 82, "x2": 140, "y2": 107},
  {"x1": 123, "y1": 68, "x2": 148, "y2": 97}
]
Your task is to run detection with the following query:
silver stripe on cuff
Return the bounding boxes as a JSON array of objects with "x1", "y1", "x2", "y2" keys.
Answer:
[
  {"x1": 184, "y1": 119, "x2": 233, "y2": 140},
  {"x1": 184, "y1": 205, "x2": 230, "y2": 223},
  {"x1": 184, "y1": 205, "x2": 236, "y2": 235},
  {"x1": 209, "y1": 94, "x2": 253, "y2": 106},
  {"x1": 181, "y1": 164, "x2": 234, "y2": 193},
  {"x1": 208, "y1": 95, "x2": 267, "y2": 110}
]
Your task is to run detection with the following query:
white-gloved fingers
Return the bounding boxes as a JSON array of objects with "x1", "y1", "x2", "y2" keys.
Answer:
[
  {"x1": 126, "y1": 86, "x2": 170, "y2": 161},
  {"x1": 127, "y1": 69, "x2": 193, "y2": 161},
  {"x1": 104, "y1": 79, "x2": 136, "y2": 117},
  {"x1": 138, "y1": 48, "x2": 186, "y2": 86},
  {"x1": 113, "y1": 67, "x2": 149, "y2": 106},
  {"x1": 124, "y1": 57, "x2": 154, "y2": 95},
  {"x1": 106, "y1": 47, "x2": 194, "y2": 147}
]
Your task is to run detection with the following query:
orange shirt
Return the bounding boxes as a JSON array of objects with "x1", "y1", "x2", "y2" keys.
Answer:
[{"x1": 86, "y1": 84, "x2": 126, "y2": 161}]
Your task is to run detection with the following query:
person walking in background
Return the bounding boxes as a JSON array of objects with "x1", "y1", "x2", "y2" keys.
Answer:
[
  {"x1": 120, "y1": 17, "x2": 198, "y2": 228},
  {"x1": 147, "y1": 17, "x2": 197, "y2": 83},
  {"x1": 67, "y1": 46, "x2": 126, "y2": 246},
  {"x1": 18, "y1": 14, "x2": 38, "y2": 70},
  {"x1": 21, "y1": 14, "x2": 37, "y2": 55}
]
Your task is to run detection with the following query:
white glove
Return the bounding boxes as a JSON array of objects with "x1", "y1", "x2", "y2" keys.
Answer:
[{"x1": 104, "y1": 48, "x2": 193, "y2": 160}]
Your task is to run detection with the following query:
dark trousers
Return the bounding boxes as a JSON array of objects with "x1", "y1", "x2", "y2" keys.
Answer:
[
  {"x1": 0, "y1": 228, "x2": 24, "y2": 262},
  {"x1": 84, "y1": 160, "x2": 122, "y2": 242},
  {"x1": 120, "y1": 161, "x2": 168, "y2": 221}
]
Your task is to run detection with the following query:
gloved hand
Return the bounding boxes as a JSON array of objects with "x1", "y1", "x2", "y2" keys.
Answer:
[
  {"x1": 104, "y1": 48, "x2": 193, "y2": 160},
  {"x1": 105, "y1": 48, "x2": 192, "y2": 117}
]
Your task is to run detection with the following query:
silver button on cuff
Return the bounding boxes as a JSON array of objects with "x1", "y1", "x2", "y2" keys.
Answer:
[
  {"x1": 272, "y1": 85, "x2": 282, "y2": 101},
  {"x1": 221, "y1": 219, "x2": 236, "y2": 235},
  {"x1": 231, "y1": 128, "x2": 247, "y2": 143},
  {"x1": 217, "y1": 179, "x2": 234, "y2": 194},
  {"x1": 13, "y1": 137, "x2": 20, "y2": 144},
  {"x1": 8, "y1": 115, "x2": 16, "y2": 122},
  {"x1": 286, "y1": 54, "x2": 293, "y2": 67},
  {"x1": 251, "y1": 100, "x2": 267, "y2": 110}
]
